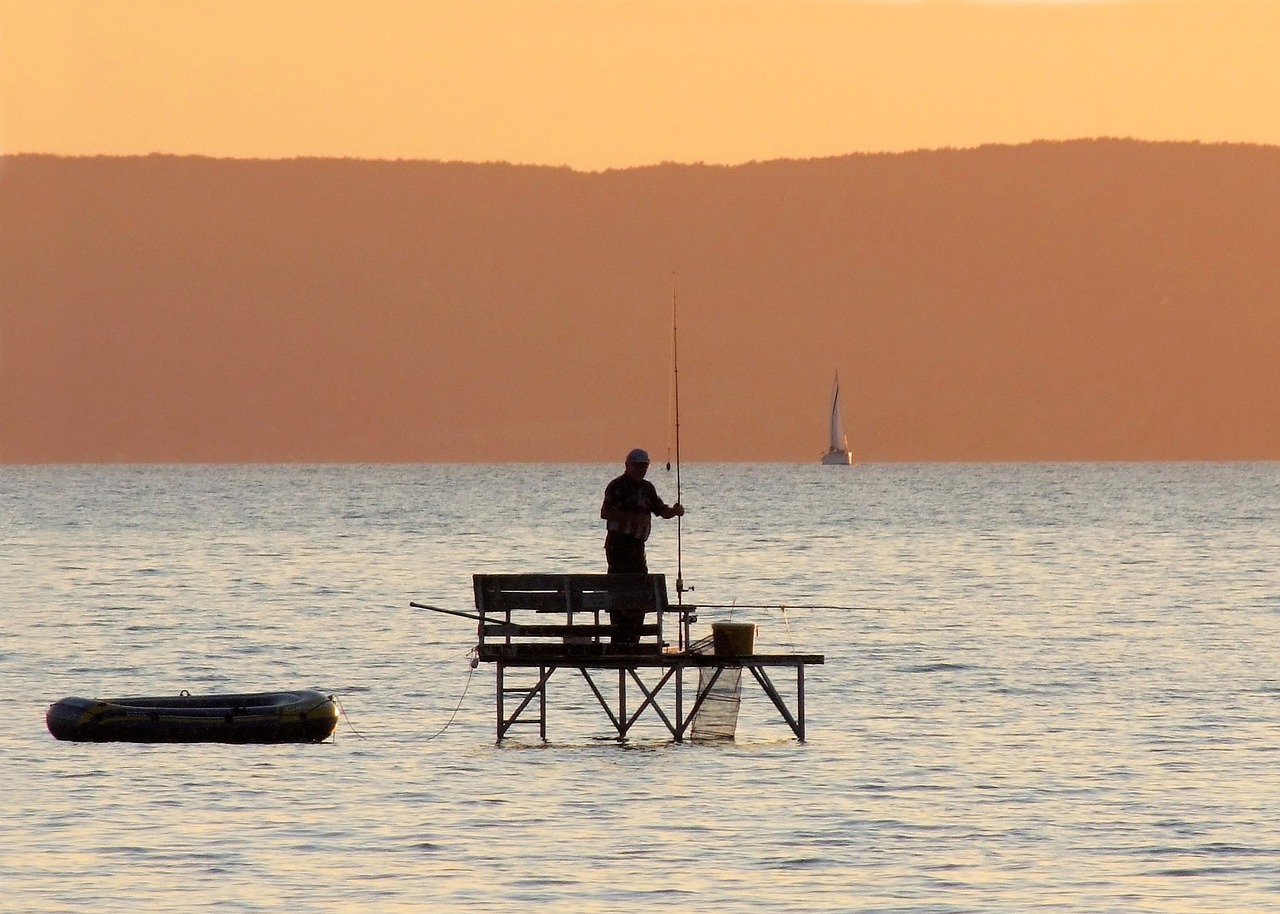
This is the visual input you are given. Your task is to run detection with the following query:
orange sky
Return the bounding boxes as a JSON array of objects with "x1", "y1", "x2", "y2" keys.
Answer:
[{"x1": 3, "y1": 0, "x2": 1279, "y2": 170}]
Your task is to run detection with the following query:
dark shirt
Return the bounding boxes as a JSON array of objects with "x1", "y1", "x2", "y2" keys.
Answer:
[{"x1": 601, "y1": 473, "x2": 671, "y2": 543}]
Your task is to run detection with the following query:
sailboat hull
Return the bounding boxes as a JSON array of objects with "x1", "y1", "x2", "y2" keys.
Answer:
[{"x1": 821, "y1": 448, "x2": 853, "y2": 465}]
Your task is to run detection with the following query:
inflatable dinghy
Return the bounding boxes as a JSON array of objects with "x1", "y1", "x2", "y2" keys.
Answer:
[{"x1": 46, "y1": 690, "x2": 338, "y2": 743}]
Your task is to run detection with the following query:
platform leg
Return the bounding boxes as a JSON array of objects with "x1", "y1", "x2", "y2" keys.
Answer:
[
  {"x1": 747, "y1": 664, "x2": 805, "y2": 741},
  {"x1": 497, "y1": 665, "x2": 555, "y2": 742},
  {"x1": 675, "y1": 664, "x2": 684, "y2": 743},
  {"x1": 797, "y1": 664, "x2": 806, "y2": 742},
  {"x1": 617, "y1": 668, "x2": 627, "y2": 738},
  {"x1": 496, "y1": 663, "x2": 505, "y2": 742},
  {"x1": 540, "y1": 665, "x2": 548, "y2": 741}
]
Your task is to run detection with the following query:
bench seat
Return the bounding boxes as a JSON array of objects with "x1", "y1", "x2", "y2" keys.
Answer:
[{"x1": 473, "y1": 573, "x2": 671, "y2": 658}]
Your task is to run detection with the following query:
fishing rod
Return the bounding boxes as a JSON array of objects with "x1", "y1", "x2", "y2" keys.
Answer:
[
  {"x1": 667, "y1": 273, "x2": 694, "y2": 650},
  {"x1": 671, "y1": 273, "x2": 684, "y2": 599},
  {"x1": 414, "y1": 598, "x2": 898, "y2": 615},
  {"x1": 409, "y1": 601, "x2": 483, "y2": 623},
  {"x1": 692, "y1": 603, "x2": 907, "y2": 612}
]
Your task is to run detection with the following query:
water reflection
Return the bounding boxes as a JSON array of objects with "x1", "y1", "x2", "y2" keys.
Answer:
[{"x1": 2, "y1": 464, "x2": 1279, "y2": 911}]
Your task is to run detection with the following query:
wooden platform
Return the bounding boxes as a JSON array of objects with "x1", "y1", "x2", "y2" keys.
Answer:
[{"x1": 469, "y1": 573, "x2": 825, "y2": 742}]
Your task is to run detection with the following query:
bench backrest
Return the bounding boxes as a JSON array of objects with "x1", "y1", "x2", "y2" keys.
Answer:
[{"x1": 473, "y1": 573, "x2": 669, "y2": 647}]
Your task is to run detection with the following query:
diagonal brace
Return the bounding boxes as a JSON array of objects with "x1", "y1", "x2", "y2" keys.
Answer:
[
  {"x1": 746, "y1": 663, "x2": 805, "y2": 740},
  {"x1": 621, "y1": 666, "x2": 680, "y2": 736},
  {"x1": 674, "y1": 664, "x2": 730, "y2": 741}
]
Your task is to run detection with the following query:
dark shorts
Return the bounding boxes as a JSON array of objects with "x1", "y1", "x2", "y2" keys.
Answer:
[{"x1": 604, "y1": 531, "x2": 648, "y2": 574}]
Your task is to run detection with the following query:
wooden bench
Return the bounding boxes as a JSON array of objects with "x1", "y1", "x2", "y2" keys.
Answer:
[{"x1": 473, "y1": 573, "x2": 672, "y2": 661}]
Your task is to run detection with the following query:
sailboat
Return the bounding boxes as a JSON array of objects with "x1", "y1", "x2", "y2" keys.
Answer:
[{"x1": 820, "y1": 372, "x2": 854, "y2": 465}]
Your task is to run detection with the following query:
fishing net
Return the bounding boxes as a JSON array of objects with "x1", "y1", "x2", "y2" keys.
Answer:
[{"x1": 688, "y1": 636, "x2": 743, "y2": 741}]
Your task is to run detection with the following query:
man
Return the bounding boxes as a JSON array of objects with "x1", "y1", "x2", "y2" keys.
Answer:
[
  {"x1": 599, "y1": 448, "x2": 685, "y2": 645},
  {"x1": 600, "y1": 448, "x2": 684, "y2": 573}
]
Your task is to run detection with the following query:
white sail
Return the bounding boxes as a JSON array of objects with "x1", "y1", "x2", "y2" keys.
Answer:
[
  {"x1": 829, "y1": 375, "x2": 847, "y2": 451},
  {"x1": 821, "y1": 372, "x2": 853, "y2": 465}
]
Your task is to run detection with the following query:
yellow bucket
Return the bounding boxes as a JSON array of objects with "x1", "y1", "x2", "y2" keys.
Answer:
[{"x1": 711, "y1": 622, "x2": 756, "y2": 657}]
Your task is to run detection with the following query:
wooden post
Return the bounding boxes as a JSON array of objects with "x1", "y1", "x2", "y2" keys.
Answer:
[
  {"x1": 617, "y1": 668, "x2": 627, "y2": 738},
  {"x1": 496, "y1": 663, "x2": 505, "y2": 741},
  {"x1": 539, "y1": 665, "x2": 548, "y2": 741},
  {"x1": 797, "y1": 664, "x2": 806, "y2": 742}
]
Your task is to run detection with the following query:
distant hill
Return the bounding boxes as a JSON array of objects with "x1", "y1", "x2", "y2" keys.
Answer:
[{"x1": 2, "y1": 140, "x2": 1278, "y2": 462}]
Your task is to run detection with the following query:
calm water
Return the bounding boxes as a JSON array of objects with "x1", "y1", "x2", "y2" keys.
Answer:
[{"x1": 3, "y1": 463, "x2": 1279, "y2": 912}]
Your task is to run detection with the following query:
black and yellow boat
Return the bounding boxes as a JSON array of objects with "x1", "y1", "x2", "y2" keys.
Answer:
[{"x1": 46, "y1": 689, "x2": 338, "y2": 743}]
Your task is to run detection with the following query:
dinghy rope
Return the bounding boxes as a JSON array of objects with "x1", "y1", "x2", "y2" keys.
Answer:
[
  {"x1": 327, "y1": 646, "x2": 478, "y2": 743},
  {"x1": 332, "y1": 693, "x2": 367, "y2": 741},
  {"x1": 421, "y1": 648, "x2": 479, "y2": 742}
]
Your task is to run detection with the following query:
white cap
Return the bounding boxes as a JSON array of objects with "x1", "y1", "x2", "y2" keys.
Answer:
[{"x1": 626, "y1": 448, "x2": 650, "y2": 464}]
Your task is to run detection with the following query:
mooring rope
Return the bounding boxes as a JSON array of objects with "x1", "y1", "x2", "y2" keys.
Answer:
[
  {"x1": 328, "y1": 648, "x2": 479, "y2": 743},
  {"x1": 332, "y1": 693, "x2": 367, "y2": 742},
  {"x1": 421, "y1": 649, "x2": 479, "y2": 742}
]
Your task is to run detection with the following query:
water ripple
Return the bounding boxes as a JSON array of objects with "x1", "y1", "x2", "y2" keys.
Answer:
[{"x1": 4, "y1": 463, "x2": 1280, "y2": 913}]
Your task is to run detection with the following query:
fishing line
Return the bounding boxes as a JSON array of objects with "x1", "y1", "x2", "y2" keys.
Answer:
[{"x1": 695, "y1": 603, "x2": 908, "y2": 612}]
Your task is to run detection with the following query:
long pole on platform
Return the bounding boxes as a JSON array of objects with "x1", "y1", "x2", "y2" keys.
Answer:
[{"x1": 670, "y1": 273, "x2": 690, "y2": 649}]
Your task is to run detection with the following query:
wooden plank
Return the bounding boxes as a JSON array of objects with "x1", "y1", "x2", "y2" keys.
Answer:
[
  {"x1": 481, "y1": 589, "x2": 661, "y2": 614},
  {"x1": 694, "y1": 654, "x2": 825, "y2": 665},
  {"x1": 475, "y1": 573, "x2": 582, "y2": 590},
  {"x1": 573, "y1": 574, "x2": 668, "y2": 606},
  {"x1": 481, "y1": 623, "x2": 662, "y2": 639},
  {"x1": 482, "y1": 591, "x2": 574, "y2": 614},
  {"x1": 479, "y1": 642, "x2": 666, "y2": 662},
  {"x1": 474, "y1": 573, "x2": 671, "y2": 614},
  {"x1": 478, "y1": 651, "x2": 826, "y2": 667},
  {"x1": 473, "y1": 572, "x2": 665, "y2": 590}
]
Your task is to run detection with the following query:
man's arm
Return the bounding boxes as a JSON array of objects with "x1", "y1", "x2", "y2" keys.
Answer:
[{"x1": 648, "y1": 481, "x2": 684, "y2": 519}]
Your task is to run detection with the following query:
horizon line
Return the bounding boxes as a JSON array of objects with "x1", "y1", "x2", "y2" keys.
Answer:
[{"x1": 4, "y1": 137, "x2": 1276, "y2": 174}]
